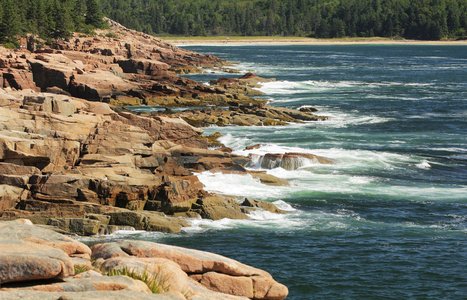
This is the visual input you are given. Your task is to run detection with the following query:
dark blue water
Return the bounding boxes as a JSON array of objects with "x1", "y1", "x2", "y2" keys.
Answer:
[{"x1": 101, "y1": 45, "x2": 467, "y2": 299}]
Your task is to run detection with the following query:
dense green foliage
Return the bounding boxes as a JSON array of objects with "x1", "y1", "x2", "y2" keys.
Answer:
[
  {"x1": 0, "y1": 0, "x2": 106, "y2": 45},
  {"x1": 99, "y1": 0, "x2": 467, "y2": 40},
  {"x1": 1, "y1": 0, "x2": 465, "y2": 43}
]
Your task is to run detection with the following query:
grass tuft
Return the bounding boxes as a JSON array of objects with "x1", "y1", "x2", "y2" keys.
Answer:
[
  {"x1": 105, "y1": 266, "x2": 170, "y2": 294},
  {"x1": 74, "y1": 265, "x2": 91, "y2": 275}
]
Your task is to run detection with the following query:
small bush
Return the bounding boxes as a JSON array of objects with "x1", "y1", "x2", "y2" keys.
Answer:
[{"x1": 105, "y1": 32, "x2": 118, "y2": 39}]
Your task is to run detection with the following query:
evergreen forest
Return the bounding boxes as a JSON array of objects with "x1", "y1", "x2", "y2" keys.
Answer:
[
  {"x1": 0, "y1": 0, "x2": 105, "y2": 46},
  {"x1": 0, "y1": 0, "x2": 466, "y2": 45},
  {"x1": 100, "y1": 0, "x2": 467, "y2": 40}
]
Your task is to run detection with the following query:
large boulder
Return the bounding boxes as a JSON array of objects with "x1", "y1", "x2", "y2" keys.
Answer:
[
  {"x1": 0, "y1": 290, "x2": 186, "y2": 300},
  {"x1": 259, "y1": 152, "x2": 334, "y2": 170},
  {"x1": 2, "y1": 69, "x2": 38, "y2": 91},
  {"x1": 69, "y1": 70, "x2": 137, "y2": 101},
  {"x1": 0, "y1": 220, "x2": 91, "y2": 285},
  {"x1": 0, "y1": 242, "x2": 74, "y2": 284},
  {"x1": 192, "y1": 194, "x2": 249, "y2": 221},
  {"x1": 241, "y1": 198, "x2": 286, "y2": 214},
  {"x1": 101, "y1": 257, "x2": 189, "y2": 294},
  {"x1": 47, "y1": 218, "x2": 102, "y2": 236},
  {"x1": 0, "y1": 220, "x2": 91, "y2": 257},
  {"x1": 0, "y1": 133, "x2": 81, "y2": 173},
  {"x1": 27, "y1": 54, "x2": 80, "y2": 91},
  {"x1": 105, "y1": 210, "x2": 188, "y2": 233},
  {"x1": 118, "y1": 59, "x2": 170, "y2": 77},
  {"x1": 92, "y1": 240, "x2": 288, "y2": 300},
  {"x1": 12, "y1": 276, "x2": 151, "y2": 293}
]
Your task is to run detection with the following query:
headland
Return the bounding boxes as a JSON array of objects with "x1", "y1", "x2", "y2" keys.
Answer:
[{"x1": 0, "y1": 19, "x2": 336, "y2": 300}]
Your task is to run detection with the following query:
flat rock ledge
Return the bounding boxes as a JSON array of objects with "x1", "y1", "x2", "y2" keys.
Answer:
[{"x1": 0, "y1": 219, "x2": 288, "y2": 300}]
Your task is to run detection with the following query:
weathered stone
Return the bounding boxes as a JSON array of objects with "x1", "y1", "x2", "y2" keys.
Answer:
[
  {"x1": 7, "y1": 275, "x2": 152, "y2": 293},
  {"x1": 70, "y1": 70, "x2": 137, "y2": 101},
  {"x1": 281, "y1": 152, "x2": 334, "y2": 169},
  {"x1": 250, "y1": 172, "x2": 290, "y2": 187},
  {"x1": 47, "y1": 218, "x2": 101, "y2": 236},
  {"x1": 0, "y1": 185, "x2": 27, "y2": 210},
  {"x1": 157, "y1": 176, "x2": 199, "y2": 213},
  {"x1": 187, "y1": 279, "x2": 249, "y2": 300},
  {"x1": 105, "y1": 210, "x2": 187, "y2": 233},
  {"x1": 0, "y1": 220, "x2": 85, "y2": 285},
  {"x1": 194, "y1": 195, "x2": 249, "y2": 221},
  {"x1": 86, "y1": 214, "x2": 110, "y2": 225},
  {"x1": 194, "y1": 272, "x2": 254, "y2": 298},
  {"x1": 101, "y1": 257, "x2": 189, "y2": 294},
  {"x1": 0, "y1": 242, "x2": 74, "y2": 284},
  {"x1": 0, "y1": 220, "x2": 91, "y2": 257},
  {"x1": 91, "y1": 240, "x2": 288, "y2": 300},
  {"x1": 0, "y1": 162, "x2": 41, "y2": 175},
  {"x1": 28, "y1": 55, "x2": 77, "y2": 91},
  {"x1": 259, "y1": 152, "x2": 334, "y2": 170},
  {"x1": 241, "y1": 198, "x2": 286, "y2": 214},
  {"x1": 118, "y1": 59, "x2": 170, "y2": 76},
  {"x1": 0, "y1": 290, "x2": 186, "y2": 300}
]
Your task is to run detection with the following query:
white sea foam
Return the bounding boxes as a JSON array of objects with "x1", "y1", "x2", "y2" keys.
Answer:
[
  {"x1": 196, "y1": 171, "x2": 291, "y2": 199},
  {"x1": 416, "y1": 161, "x2": 432, "y2": 169},
  {"x1": 348, "y1": 176, "x2": 374, "y2": 184},
  {"x1": 255, "y1": 79, "x2": 437, "y2": 97},
  {"x1": 272, "y1": 200, "x2": 296, "y2": 211},
  {"x1": 180, "y1": 207, "x2": 310, "y2": 232},
  {"x1": 255, "y1": 81, "x2": 305, "y2": 95}
]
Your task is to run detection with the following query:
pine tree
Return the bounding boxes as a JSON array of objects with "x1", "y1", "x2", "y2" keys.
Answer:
[
  {"x1": 52, "y1": 0, "x2": 74, "y2": 37},
  {"x1": 73, "y1": 0, "x2": 88, "y2": 31},
  {"x1": 0, "y1": 0, "x2": 20, "y2": 45},
  {"x1": 86, "y1": 0, "x2": 105, "y2": 28}
]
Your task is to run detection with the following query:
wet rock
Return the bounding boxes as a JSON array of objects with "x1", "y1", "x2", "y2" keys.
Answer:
[
  {"x1": 192, "y1": 194, "x2": 249, "y2": 221},
  {"x1": 241, "y1": 198, "x2": 286, "y2": 214},
  {"x1": 250, "y1": 172, "x2": 290, "y2": 186},
  {"x1": 259, "y1": 152, "x2": 334, "y2": 170}
]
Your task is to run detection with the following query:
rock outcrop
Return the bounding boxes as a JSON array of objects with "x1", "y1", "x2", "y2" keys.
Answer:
[
  {"x1": 0, "y1": 90, "x2": 289, "y2": 234},
  {"x1": 92, "y1": 240, "x2": 288, "y2": 300},
  {"x1": 0, "y1": 220, "x2": 288, "y2": 300},
  {"x1": 249, "y1": 152, "x2": 334, "y2": 170}
]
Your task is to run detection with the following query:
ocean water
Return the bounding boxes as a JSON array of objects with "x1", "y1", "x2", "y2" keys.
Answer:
[{"x1": 104, "y1": 45, "x2": 467, "y2": 299}]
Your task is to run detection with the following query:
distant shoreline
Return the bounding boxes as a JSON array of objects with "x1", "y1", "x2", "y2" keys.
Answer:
[{"x1": 162, "y1": 36, "x2": 467, "y2": 46}]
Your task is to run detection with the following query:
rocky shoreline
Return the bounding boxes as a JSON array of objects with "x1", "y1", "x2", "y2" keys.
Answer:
[
  {"x1": 1, "y1": 19, "x2": 333, "y2": 299},
  {"x1": 0, "y1": 219, "x2": 288, "y2": 299}
]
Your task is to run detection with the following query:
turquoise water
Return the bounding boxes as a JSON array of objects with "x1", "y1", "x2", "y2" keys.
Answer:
[{"x1": 104, "y1": 45, "x2": 467, "y2": 299}]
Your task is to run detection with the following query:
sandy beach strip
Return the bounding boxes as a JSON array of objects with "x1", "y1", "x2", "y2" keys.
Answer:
[{"x1": 162, "y1": 37, "x2": 467, "y2": 46}]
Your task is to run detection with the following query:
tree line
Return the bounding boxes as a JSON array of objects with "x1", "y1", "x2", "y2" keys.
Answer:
[
  {"x1": 99, "y1": 0, "x2": 466, "y2": 40},
  {"x1": 0, "y1": 0, "x2": 105, "y2": 46},
  {"x1": 1, "y1": 0, "x2": 466, "y2": 44}
]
